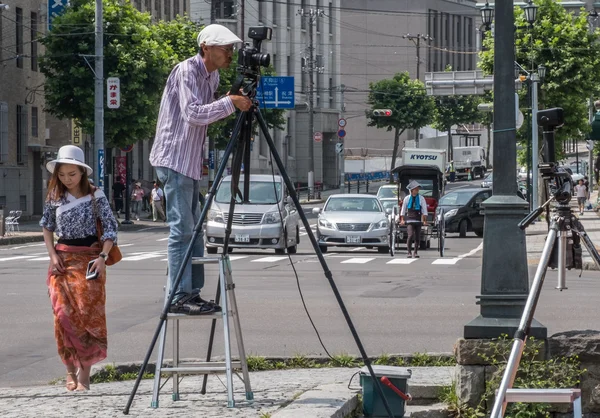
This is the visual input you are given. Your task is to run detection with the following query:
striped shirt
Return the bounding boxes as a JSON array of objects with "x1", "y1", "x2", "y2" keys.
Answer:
[{"x1": 150, "y1": 54, "x2": 235, "y2": 180}]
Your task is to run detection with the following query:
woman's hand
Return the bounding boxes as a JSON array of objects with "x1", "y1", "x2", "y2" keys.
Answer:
[
  {"x1": 49, "y1": 253, "x2": 65, "y2": 274},
  {"x1": 89, "y1": 257, "x2": 106, "y2": 278}
]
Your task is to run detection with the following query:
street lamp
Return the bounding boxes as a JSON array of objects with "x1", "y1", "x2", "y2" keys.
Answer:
[
  {"x1": 523, "y1": 0, "x2": 538, "y2": 27},
  {"x1": 481, "y1": 2, "x2": 494, "y2": 29},
  {"x1": 0, "y1": 4, "x2": 9, "y2": 10},
  {"x1": 537, "y1": 64, "x2": 546, "y2": 81}
]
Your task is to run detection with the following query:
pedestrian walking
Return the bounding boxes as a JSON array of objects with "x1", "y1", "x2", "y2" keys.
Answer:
[
  {"x1": 400, "y1": 180, "x2": 428, "y2": 258},
  {"x1": 149, "y1": 24, "x2": 252, "y2": 315},
  {"x1": 39, "y1": 145, "x2": 118, "y2": 392},
  {"x1": 447, "y1": 161, "x2": 456, "y2": 183},
  {"x1": 131, "y1": 182, "x2": 145, "y2": 221},
  {"x1": 112, "y1": 176, "x2": 125, "y2": 218},
  {"x1": 575, "y1": 179, "x2": 588, "y2": 216},
  {"x1": 151, "y1": 182, "x2": 166, "y2": 222}
]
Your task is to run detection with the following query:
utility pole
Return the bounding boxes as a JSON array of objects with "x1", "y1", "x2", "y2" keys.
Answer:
[
  {"x1": 299, "y1": 8, "x2": 324, "y2": 197},
  {"x1": 94, "y1": 0, "x2": 104, "y2": 192},
  {"x1": 403, "y1": 33, "x2": 432, "y2": 148},
  {"x1": 339, "y1": 84, "x2": 346, "y2": 194}
]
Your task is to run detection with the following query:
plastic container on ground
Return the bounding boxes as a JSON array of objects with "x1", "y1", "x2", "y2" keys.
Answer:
[{"x1": 360, "y1": 365, "x2": 412, "y2": 417}]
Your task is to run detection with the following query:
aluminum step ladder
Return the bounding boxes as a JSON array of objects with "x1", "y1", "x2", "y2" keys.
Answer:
[
  {"x1": 496, "y1": 388, "x2": 582, "y2": 418},
  {"x1": 151, "y1": 255, "x2": 253, "y2": 408}
]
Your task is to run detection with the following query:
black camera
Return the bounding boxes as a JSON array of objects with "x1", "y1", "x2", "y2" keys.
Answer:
[
  {"x1": 237, "y1": 27, "x2": 272, "y2": 75},
  {"x1": 537, "y1": 108, "x2": 564, "y2": 129}
]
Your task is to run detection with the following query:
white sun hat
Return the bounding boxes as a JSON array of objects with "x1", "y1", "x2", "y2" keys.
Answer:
[
  {"x1": 46, "y1": 145, "x2": 93, "y2": 176},
  {"x1": 197, "y1": 24, "x2": 243, "y2": 47}
]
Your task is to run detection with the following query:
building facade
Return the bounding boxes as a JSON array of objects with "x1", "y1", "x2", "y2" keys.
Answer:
[{"x1": 190, "y1": 0, "x2": 343, "y2": 187}]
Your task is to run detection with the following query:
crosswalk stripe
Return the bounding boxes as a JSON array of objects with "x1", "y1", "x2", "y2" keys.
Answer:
[
  {"x1": 0, "y1": 256, "x2": 37, "y2": 262},
  {"x1": 386, "y1": 258, "x2": 418, "y2": 264},
  {"x1": 432, "y1": 258, "x2": 459, "y2": 265},
  {"x1": 341, "y1": 258, "x2": 375, "y2": 264},
  {"x1": 30, "y1": 257, "x2": 50, "y2": 261},
  {"x1": 229, "y1": 256, "x2": 248, "y2": 261},
  {"x1": 156, "y1": 237, "x2": 169, "y2": 242},
  {"x1": 122, "y1": 253, "x2": 165, "y2": 261},
  {"x1": 251, "y1": 256, "x2": 288, "y2": 263}
]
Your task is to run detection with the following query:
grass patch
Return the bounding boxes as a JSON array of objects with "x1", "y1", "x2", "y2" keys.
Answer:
[{"x1": 91, "y1": 364, "x2": 154, "y2": 384}]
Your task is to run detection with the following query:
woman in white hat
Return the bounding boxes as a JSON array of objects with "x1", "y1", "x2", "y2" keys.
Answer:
[
  {"x1": 400, "y1": 180, "x2": 428, "y2": 258},
  {"x1": 39, "y1": 145, "x2": 118, "y2": 392}
]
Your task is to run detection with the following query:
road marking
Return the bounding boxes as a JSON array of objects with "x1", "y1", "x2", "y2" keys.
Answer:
[
  {"x1": 118, "y1": 243, "x2": 134, "y2": 247},
  {"x1": 0, "y1": 256, "x2": 37, "y2": 261},
  {"x1": 341, "y1": 258, "x2": 375, "y2": 264},
  {"x1": 122, "y1": 253, "x2": 165, "y2": 261},
  {"x1": 30, "y1": 256, "x2": 50, "y2": 261},
  {"x1": 457, "y1": 243, "x2": 483, "y2": 259},
  {"x1": 2, "y1": 243, "x2": 45, "y2": 251},
  {"x1": 386, "y1": 258, "x2": 418, "y2": 264},
  {"x1": 350, "y1": 247, "x2": 365, "y2": 252},
  {"x1": 156, "y1": 237, "x2": 169, "y2": 241},
  {"x1": 432, "y1": 258, "x2": 459, "y2": 265},
  {"x1": 229, "y1": 256, "x2": 248, "y2": 261},
  {"x1": 251, "y1": 256, "x2": 288, "y2": 263}
]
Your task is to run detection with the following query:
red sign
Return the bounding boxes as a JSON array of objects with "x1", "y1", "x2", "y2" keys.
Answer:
[
  {"x1": 116, "y1": 156, "x2": 126, "y2": 182},
  {"x1": 313, "y1": 131, "x2": 323, "y2": 142}
]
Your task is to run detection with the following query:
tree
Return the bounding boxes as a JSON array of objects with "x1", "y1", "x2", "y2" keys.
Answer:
[
  {"x1": 432, "y1": 95, "x2": 482, "y2": 161},
  {"x1": 366, "y1": 72, "x2": 435, "y2": 175},
  {"x1": 40, "y1": 0, "x2": 199, "y2": 148},
  {"x1": 479, "y1": 0, "x2": 600, "y2": 159}
]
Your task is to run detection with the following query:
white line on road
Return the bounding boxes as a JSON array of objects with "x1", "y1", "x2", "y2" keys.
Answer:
[
  {"x1": 156, "y1": 237, "x2": 169, "y2": 241},
  {"x1": 251, "y1": 256, "x2": 288, "y2": 263},
  {"x1": 228, "y1": 256, "x2": 248, "y2": 261},
  {"x1": 122, "y1": 253, "x2": 165, "y2": 261},
  {"x1": 2, "y1": 243, "x2": 45, "y2": 251},
  {"x1": 386, "y1": 258, "x2": 418, "y2": 264},
  {"x1": 457, "y1": 243, "x2": 484, "y2": 260},
  {"x1": 30, "y1": 256, "x2": 50, "y2": 261},
  {"x1": 432, "y1": 258, "x2": 459, "y2": 265},
  {"x1": 341, "y1": 258, "x2": 375, "y2": 264},
  {"x1": 350, "y1": 247, "x2": 365, "y2": 252},
  {"x1": 0, "y1": 256, "x2": 37, "y2": 261}
]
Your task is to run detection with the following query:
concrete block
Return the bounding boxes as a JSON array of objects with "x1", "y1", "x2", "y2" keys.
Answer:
[
  {"x1": 455, "y1": 365, "x2": 485, "y2": 408},
  {"x1": 272, "y1": 383, "x2": 359, "y2": 418}
]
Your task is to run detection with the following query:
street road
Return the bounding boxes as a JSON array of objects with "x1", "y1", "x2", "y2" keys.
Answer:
[{"x1": 2, "y1": 178, "x2": 600, "y2": 388}]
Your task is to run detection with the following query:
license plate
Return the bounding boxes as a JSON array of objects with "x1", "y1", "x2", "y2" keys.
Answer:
[
  {"x1": 234, "y1": 234, "x2": 250, "y2": 243},
  {"x1": 346, "y1": 235, "x2": 361, "y2": 244}
]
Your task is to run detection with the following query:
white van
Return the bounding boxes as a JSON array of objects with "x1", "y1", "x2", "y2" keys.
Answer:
[{"x1": 205, "y1": 175, "x2": 300, "y2": 254}]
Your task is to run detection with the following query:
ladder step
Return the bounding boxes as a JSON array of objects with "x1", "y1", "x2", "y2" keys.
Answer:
[
  {"x1": 191, "y1": 257, "x2": 221, "y2": 264},
  {"x1": 167, "y1": 311, "x2": 224, "y2": 319},
  {"x1": 161, "y1": 362, "x2": 242, "y2": 374},
  {"x1": 504, "y1": 388, "x2": 581, "y2": 403}
]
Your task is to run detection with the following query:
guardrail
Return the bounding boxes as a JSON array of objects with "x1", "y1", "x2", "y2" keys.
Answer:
[{"x1": 296, "y1": 184, "x2": 322, "y2": 201}]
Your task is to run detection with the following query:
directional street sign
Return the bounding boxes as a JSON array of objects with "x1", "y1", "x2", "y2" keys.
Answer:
[{"x1": 256, "y1": 76, "x2": 295, "y2": 109}]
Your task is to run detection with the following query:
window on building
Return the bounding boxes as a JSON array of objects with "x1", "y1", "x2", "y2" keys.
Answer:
[
  {"x1": 287, "y1": 0, "x2": 294, "y2": 27},
  {"x1": 272, "y1": 53, "x2": 277, "y2": 71},
  {"x1": 164, "y1": 0, "x2": 170, "y2": 20},
  {"x1": 155, "y1": 0, "x2": 161, "y2": 19},
  {"x1": 316, "y1": 73, "x2": 321, "y2": 107},
  {"x1": 16, "y1": 7, "x2": 23, "y2": 69},
  {"x1": 137, "y1": 141, "x2": 144, "y2": 180},
  {"x1": 0, "y1": 196, "x2": 5, "y2": 207},
  {"x1": 134, "y1": 0, "x2": 141, "y2": 10},
  {"x1": 31, "y1": 12, "x2": 38, "y2": 71},
  {"x1": 273, "y1": 0, "x2": 278, "y2": 25},
  {"x1": 183, "y1": 0, "x2": 187, "y2": 13},
  {"x1": 258, "y1": 0, "x2": 265, "y2": 23},
  {"x1": 31, "y1": 106, "x2": 38, "y2": 137},
  {"x1": 467, "y1": 17, "x2": 473, "y2": 70},
  {"x1": 145, "y1": 0, "x2": 151, "y2": 12},
  {"x1": 0, "y1": 102, "x2": 7, "y2": 163},
  {"x1": 300, "y1": 57, "x2": 306, "y2": 93},
  {"x1": 301, "y1": 0, "x2": 306, "y2": 30},
  {"x1": 174, "y1": 0, "x2": 179, "y2": 17},
  {"x1": 215, "y1": 0, "x2": 235, "y2": 19},
  {"x1": 17, "y1": 105, "x2": 28, "y2": 165},
  {"x1": 329, "y1": 2, "x2": 333, "y2": 34}
]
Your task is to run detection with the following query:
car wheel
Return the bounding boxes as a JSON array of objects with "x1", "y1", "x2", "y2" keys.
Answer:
[
  {"x1": 319, "y1": 245, "x2": 328, "y2": 253},
  {"x1": 378, "y1": 246, "x2": 389, "y2": 253},
  {"x1": 474, "y1": 229, "x2": 484, "y2": 237},
  {"x1": 206, "y1": 247, "x2": 217, "y2": 254},
  {"x1": 459, "y1": 220, "x2": 468, "y2": 238}
]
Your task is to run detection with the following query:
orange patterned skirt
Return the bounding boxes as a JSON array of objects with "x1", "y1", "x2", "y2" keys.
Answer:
[{"x1": 47, "y1": 244, "x2": 107, "y2": 368}]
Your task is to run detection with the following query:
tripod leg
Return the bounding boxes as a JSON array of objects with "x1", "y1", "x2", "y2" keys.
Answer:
[
  {"x1": 557, "y1": 231, "x2": 567, "y2": 290},
  {"x1": 490, "y1": 222, "x2": 559, "y2": 418},
  {"x1": 253, "y1": 108, "x2": 395, "y2": 418},
  {"x1": 123, "y1": 110, "x2": 246, "y2": 414},
  {"x1": 573, "y1": 220, "x2": 600, "y2": 269}
]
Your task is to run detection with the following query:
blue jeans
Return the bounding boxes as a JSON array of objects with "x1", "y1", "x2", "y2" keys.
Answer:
[{"x1": 155, "y1": 167, "x2": 204, "y2": 301}]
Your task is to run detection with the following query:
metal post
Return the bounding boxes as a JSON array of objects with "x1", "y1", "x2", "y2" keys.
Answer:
[
  {"x1": 339, "y1": 84, "x2": 345, "y2": 193},
  {"x1": 531, "y1": 77, "x2": 539, "y2": 209},
  {"x1": 464, "y1": 0, "x2": 545, "y2": 340},
  {"x1": 94, "y1": 0, "x2": 104, "y2": 188},
  {"x1": 589, "y1": 97, "x2": 595, "y2": 191},
  {"x1": 307, "y1": 10, "x2": 316, "y2": 196}
]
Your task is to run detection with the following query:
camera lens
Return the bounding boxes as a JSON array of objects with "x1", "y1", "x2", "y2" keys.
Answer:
[{"x1": 253, "y1": 52, "x2": 270, "y2": 67}]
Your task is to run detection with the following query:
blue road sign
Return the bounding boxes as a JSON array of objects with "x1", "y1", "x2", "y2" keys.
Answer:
[
  {"x1": 48, "y1": 0, "x2": 69, "y2": 31},
  {"x1": 337, "y1": 129, "x2": 346, "y2": 138},
  {"x1": 256, "y1": 76, "x2": 295, "y2": 109}
]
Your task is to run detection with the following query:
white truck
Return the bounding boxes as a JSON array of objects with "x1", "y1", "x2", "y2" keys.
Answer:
[
  {"x1": 400, "y1": 148, "x2": 447, "y2": 173},
  {"x1": 452, "y1": 146, "x2": 487, "y2": 179}
]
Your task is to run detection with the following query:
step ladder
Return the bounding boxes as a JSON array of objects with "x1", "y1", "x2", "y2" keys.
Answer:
[
  {"x1": 151, "y1": 255, "x2": 253, "y2": 408},
  {"x1": 496, "y1": 388, "x2": 581, "y2": 418}
]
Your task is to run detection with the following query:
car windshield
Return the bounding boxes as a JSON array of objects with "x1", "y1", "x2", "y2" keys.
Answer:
[
  {"x1": 380, "y1": 200, "x2": 397, "y2": 211},
  {"x1": 484, "y1": 173, "x2": 493, "y2": 182},
  {"x1": 325, "y1": 197, "x2": 383, "y2": 212},
  {"x1": 215, "y1": 181, "x2": 282, "y2": 204},
  {"x1": 439, "y1": 190, "x2": 477, "y2": 206},
  {"x1": 377, "y1": 187, "x2": 397, "y2": 199}
]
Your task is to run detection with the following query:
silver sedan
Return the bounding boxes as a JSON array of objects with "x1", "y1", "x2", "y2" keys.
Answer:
[{"x1": 312, "y1": 194, "x2": 390, "y2": 253}]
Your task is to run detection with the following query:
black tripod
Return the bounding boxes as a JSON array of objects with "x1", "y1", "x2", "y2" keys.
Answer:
[
  {"x1": 124, "y1": 95, "x2": 394, "y2": 417},
  {"x1": 490, "y1": 108, "x2": 600, "y2": 417}
]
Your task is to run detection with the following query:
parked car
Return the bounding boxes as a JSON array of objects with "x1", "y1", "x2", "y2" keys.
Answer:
[
  {"x1": 205, "y1": 175, "x2": 300, "y2": 254},
  {"x1": 376, "y1": 184, "x2": 398, "y2": 199},
  {"x1": 481, "y1": 173, "x2": 493, "y2": 188},
  {"x1": 378, "y1": 198, "x2": 398, "y2": 212},
  {"x1": 313, "y1": 194, "x2": 390, "y2": 253}
]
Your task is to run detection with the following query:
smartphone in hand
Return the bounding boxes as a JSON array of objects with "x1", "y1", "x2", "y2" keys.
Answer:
[{"x1": 86, "y1": 260, "x2": 99, "y2": 280}]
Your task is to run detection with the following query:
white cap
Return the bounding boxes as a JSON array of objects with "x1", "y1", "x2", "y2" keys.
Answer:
[
  {"x1": 197, "y1": 24, "x2": 242, "y2": 47},
  {"x1": 46, "y1": 145, "x2": 93, "y2": 176}
]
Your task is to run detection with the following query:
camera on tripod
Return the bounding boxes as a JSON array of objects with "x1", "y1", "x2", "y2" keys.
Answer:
[{"x1": 236, "y1": 27, "x2": 272, "y2": 78}]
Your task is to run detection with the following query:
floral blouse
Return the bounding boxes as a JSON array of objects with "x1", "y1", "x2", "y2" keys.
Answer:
[{"x1": 40, "y1": 189, "x2": 118, "y2": 242}]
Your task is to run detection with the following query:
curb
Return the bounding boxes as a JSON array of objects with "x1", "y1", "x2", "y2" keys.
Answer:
[
  {"x1": 0, "y1": 234, "x2": 45, "y2": 246},
  {"x1": 272, "y1": 384, "x2": 359, "y2": 417}
]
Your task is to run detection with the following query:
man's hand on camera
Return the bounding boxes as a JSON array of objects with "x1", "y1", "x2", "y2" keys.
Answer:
[{"x1": 230, "y1": 94, "x2": 252, "y2": 111}]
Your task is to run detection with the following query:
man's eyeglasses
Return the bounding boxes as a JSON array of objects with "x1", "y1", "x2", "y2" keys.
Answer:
[{"x1": 214, "y1": 45, "x2": 236, "y2": 54}]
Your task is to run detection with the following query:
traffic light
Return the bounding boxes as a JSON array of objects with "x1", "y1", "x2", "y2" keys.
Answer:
[{"x1": 373, "y1": 109, "x2": 393, "y2": 117}]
